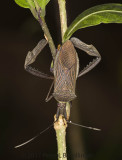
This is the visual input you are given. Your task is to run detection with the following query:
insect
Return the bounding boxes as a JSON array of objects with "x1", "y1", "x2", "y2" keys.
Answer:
[
  {"x1": 15, "y1": 41, "x2": 101, "y2": 149},
  {"x1": 24, "y1": 37, "x2": 101, "y2": 120}
]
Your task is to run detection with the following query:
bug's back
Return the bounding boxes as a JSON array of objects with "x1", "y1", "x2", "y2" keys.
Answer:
[{"x1": 53, "y1": 40, "x2": 79, "y2": 102}]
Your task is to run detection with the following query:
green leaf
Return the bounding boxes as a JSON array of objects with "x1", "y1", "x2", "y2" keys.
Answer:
[
  {"x1": 36, "y1": 0, "x2": 50, "y2": 10},
  {"x1": 15, "y1": 0, "x2": 30, "y2": 8},
  {"x1": 64, "y1": 3, "x2": 122, "y2": 41},
  {"x1": 15, "y1": 0, "x2": 50, "y2": 9}
]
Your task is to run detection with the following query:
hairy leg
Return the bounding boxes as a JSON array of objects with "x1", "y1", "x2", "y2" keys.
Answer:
[
  {"x1": 24, "y1": 39, "x2": 53, "y2": 79},
  {"x1": 71, "y1": 37, "x2": 101, "y2": 77}
]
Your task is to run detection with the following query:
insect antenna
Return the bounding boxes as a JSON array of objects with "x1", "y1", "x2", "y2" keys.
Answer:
[
  {"x1": 67, "y1": 120, "x2": 101, "y2": 131},
  {"x1": 14, "y1": 119, "x2": 100, "y2": 148},
  {"x1": 14, "y1": 122, "x2": 55, "y2": 149}
]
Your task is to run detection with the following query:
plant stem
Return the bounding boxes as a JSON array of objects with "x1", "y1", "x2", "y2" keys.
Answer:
[
  {"x1": 58, "y1": 0, "x2": 67, "y2": 43},
  {"x1": 57, "y1": 0, "x2": 70, "y2": 119},
  {"x1": 54, "y1": 1, "x2": 69, "y2": 160},
  {"x1": 38, "y1": 16, "x2": 56, "y2": 60},
  {"x1": 28, "y1": 0, "x2": 56, "y2": 60},
  {"x1": 54, "y1": 115, "x2": 67, "y2": 160}
]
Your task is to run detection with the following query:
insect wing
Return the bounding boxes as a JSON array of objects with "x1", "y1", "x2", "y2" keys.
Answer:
[{"x1": 53, "y1": 40, "x2": 79, "y2": 102}]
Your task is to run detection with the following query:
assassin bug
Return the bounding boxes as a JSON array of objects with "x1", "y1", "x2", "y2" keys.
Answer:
[
  {"x1": 14, "y1": 37, "x2": 101, "y2": 148},
  {"x1": 24, "y1": 37, "x2": 101, "y2": 120}
]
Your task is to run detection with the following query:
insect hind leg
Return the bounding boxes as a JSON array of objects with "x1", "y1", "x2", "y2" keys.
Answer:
[
  {"x1": 56, "y1": 103, "x2": 67, "y2": 120},
  {"x1": 70, "y1": 37, "x2": 101, "y2": 77}
]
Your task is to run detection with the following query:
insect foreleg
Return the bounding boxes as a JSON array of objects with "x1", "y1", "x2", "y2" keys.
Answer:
[
  {"x1": 70, "y1": 37, "x2": 101, "y2": 77},
  {"x1": 24, "y1": 39, "x2": 53, "y2": 79}
]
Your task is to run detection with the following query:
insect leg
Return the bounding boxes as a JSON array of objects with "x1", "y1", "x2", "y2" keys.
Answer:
[
  {"x1": 24, "y1": 39, "x2": 54, "y2": 79},
  {"x1": 63, "y1": 106, "x2": 67, "y2": 120},
  {"x1": 56, "y1": 106, "x2": 67, "y2": 120},
  {"x1": 56, "y1": 103, "x2": 67, "y2": 120},
  {"x1": 70, "y1": 37, "x2": 101, "y2": 77},
  {"x1": 45, "y1": 81, "x2": 54, "y2": 102},
  {"x1": 56, "y1": 107, "x2": 60, "y2": 120}
]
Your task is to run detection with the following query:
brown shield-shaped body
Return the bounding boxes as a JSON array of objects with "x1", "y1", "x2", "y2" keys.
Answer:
[{"x1": 53, "y1": 40, "x2": 79, "y2": 102}]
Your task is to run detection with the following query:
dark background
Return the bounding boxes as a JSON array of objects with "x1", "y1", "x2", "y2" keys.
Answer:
[{"x1": 0, "y1": 0, "x2": 122, "y2": 160}]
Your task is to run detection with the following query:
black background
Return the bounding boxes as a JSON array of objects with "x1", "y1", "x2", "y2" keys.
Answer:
[{"x1": 0, "y1": 0, "x2": 122, "y2": 160}]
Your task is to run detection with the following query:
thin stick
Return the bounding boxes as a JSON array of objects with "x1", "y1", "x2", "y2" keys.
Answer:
[
  {"x1": 27, "y1": 0, "x2": 56, "y2": 60},
  {"x1": 54, "y1": 115, "x2": 67, "y2": 160},
  {"x1": 38, "y1": 15, "x2": 57, "y2": 60},
  {"x1": 54, "y1": 1, "x2": 68, "y2": 159},
  {"x1": 58, "y1": 0, "x2": 67, "y2": 43}
]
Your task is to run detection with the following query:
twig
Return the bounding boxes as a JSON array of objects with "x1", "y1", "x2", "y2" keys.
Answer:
[
  {"x1": 54, "y1": 115, "x2": 67, "y2": 160},
  {"x1": 58, "y1": 0, "x2": 67, "y2": 43},
  {"x1": 27, "y1": 0, "x2": 56, "y2": 60},
  {"x1": 38, "y1": 16, "x2": 56, "y2": 60},
  {"x1": 54, "y1": 1, "x2": 69, "y2": 160}
]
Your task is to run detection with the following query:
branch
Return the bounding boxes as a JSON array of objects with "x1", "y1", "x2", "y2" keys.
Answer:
[
  {"x1": 38, "y1": 16, "x2": 56, "y2": 60},
  {"x1": 58, "y1": 0, "x2": 67, "y2": 43},
  {"x1": 54, "y1": 115, "x2": 67, "y2": 160},
  {"x1": 28, "y1": 0, "x2": 57, "y2": 60},
  {"x1": 54, "y1": 1, "x2": 70, "y2": 159}
]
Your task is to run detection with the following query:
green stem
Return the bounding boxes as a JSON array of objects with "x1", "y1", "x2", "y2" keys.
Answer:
[
  {"x1": 28, "y1": 0, "x2": 56, "y2": 60},
  {"x1": 54, "y1": 116, "x2": 67, "y2": 160},
  {"x1": 57, "y1": 0, "x2": 70, "y2": 118},
  {"x1": 58, "y1": 0, "x2": 67, "y2": 43},
  {"x1": 40, "y1": 17, "x2": 56, "y2": 60},
  {"x1": 27, "y1": 0, "x2": 38, "y2": 19},
  {"x1": 55, "y1": 1, "x2": 69, "y2": 159}
]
